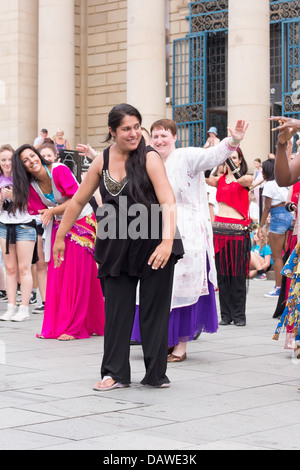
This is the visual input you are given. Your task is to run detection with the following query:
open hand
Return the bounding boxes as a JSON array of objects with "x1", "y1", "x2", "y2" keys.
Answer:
[
  {"x1": 270, "y1": 116, "x2": 300, "y2": 144},
  {"x1": 270, "y1": 116, "x2": 300, "y2": 133},
  {"x1": 228, "y1": 120, "x2": 249, "y2": 142},
  {"x1": 76, "y1": 143, "x2": 97, "y2": 160}
]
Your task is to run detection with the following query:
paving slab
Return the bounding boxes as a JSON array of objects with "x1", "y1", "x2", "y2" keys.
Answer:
[{"x1": 0, "y1": 279, "x2": 300, "y2": 451}]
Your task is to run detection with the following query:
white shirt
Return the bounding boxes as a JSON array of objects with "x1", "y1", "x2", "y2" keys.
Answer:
[
  {"x1": 0, "y1": 208, "x2": 34, "y2": 225},
  {"x1": 262, "y1": 180, "x2": 289, "y2": 206},
  {"x1": 34, "y1": 136, "x2": 42, "y2": 147}
]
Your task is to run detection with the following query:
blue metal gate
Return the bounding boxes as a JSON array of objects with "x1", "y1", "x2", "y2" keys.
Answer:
[
  {"x1": 282, "y1": 19, "x2": 300, "y2": 120},
  {"x1": 173, "y1": 1, "x2": 300, "y2": 147},
  {"x1": 173, "y1": 34, "x2": 207, "y2": 148}
]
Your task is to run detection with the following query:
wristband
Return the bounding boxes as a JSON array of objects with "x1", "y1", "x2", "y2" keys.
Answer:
[
  {"x1": 231, "y1": 136, "x2": 241, "y2": 144},
  {"x1": 225, "y1": 138, "x2": 240, "y2": 152}
]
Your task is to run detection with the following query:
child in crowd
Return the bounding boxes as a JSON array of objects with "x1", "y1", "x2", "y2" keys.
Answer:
[{"x1": 249, "y1": 226, "x2": 273, "y2": 280}]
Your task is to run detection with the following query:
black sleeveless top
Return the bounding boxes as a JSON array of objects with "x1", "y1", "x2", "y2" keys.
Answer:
[{"x1": 94, "y1": 145, "x2": 184, "y2": 279}]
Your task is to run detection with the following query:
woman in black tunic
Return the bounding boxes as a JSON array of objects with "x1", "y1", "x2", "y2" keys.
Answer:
[{"x1": 52, "y1": 104, "x2": 184, "y2": 390}]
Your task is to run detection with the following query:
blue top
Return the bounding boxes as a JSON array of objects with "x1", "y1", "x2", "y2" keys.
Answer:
[
  {"x1": 251, "y1": 243, "x2": 273, "y2": 266},
  {"x1": 36, "y1": 164, "x2": 56, "y2": 203}
]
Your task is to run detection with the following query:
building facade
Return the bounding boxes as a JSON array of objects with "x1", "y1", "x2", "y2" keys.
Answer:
[{"x1": 0, "y1": 0, "x2": 299, "y2": 168}]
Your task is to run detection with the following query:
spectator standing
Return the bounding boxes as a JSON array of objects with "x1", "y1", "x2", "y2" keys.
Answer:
[
  {"x1": 204, "y1": 126, "x2": 220, "y2": 149},
  {"x1": 34, "y1": 129, "x2": 48, "y2": 150},
  {"x1": 53, "y1": 128, "x2": 70, "y2": 157},
  {"x1": 258, "y1": 159, "x2": 293, "y2": 298},
  {"x1": 0, "y1": 144, "x2": 38, "y2": 322}
]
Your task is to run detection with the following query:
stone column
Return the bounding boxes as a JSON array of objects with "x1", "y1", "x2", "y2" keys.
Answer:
[
  {"x1": 228, "y1": 0, "x2": 270, "y2": 167},
  {"x1": 0, "y1": 0, "x2": 39, "y2": 147},
  {"x1": 38, "y1": 0, "x2": 75, "y2": 147},
  {"x1": 127, "y1": 0, "x2": 166, "y2": 132}
]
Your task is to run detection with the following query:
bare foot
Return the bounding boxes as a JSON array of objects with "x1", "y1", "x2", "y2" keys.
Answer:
[{"x1": 58, "y1": 334, "x2": 76, "y2": 341}]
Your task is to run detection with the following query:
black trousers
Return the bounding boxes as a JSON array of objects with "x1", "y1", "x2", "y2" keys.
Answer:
[
  {"x1": 215, "y1": 238, "x2": 248, "y2": 325},
  {"x1": 100, "y1": 256, "x2": 176, "y2": 387}
]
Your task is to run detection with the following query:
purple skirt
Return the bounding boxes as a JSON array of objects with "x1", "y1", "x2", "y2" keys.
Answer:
[{"x1": 131, "y1": 269, "x2": 218, "y2": 347}]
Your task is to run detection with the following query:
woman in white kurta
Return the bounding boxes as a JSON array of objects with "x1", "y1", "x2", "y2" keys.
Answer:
[{"x1": 146, "y1": 119, "x2": 248, "y2": 361}]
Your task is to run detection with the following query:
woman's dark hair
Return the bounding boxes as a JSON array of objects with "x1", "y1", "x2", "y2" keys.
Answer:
[
  {"x1": 236, "y1": 147, "x2": 248, "y2": 176},
  {"x1": 105, "y1": 103, "x2": 158, "y2": 207},
  {"x1": 11, "y1": 144, "x2": 51, "y2": 214},
  {"x1": 226, "y1": 147, "x2": 248, "y2": 176},
  {"x1": 262, "y1": 158, "x2": 275, "y2": 181}
]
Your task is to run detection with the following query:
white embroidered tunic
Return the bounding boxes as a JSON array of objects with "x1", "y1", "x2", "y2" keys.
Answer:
[{"x1": 165, "y1": 138, "x2": 236, "y2": 308}]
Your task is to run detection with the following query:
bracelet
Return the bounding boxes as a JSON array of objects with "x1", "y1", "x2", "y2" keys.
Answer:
[
  {"x1": 231, "y1": 136, "x2": 241, "y2": 144},
  {"x1": 225, "y1": 138, "x2": 240, "y2": 151}
]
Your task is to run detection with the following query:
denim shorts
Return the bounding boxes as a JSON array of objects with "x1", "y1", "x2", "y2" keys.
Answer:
[
  {"x1": 269, "y1": 206, "x2": 294, "y2": 234},
  {"x1": 0, "y1": 222, "x2": 37, "y2": 243}
]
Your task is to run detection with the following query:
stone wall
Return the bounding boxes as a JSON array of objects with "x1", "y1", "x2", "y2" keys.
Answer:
[
  {"x1": 74, "y1": 0, "x2": 191, "y2": 149},
  {"x1": 75, "y1": 0, "x2": 127, "y2": 151}
]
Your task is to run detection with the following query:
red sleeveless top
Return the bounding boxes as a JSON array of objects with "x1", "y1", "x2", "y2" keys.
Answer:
[{"x1": 216, "y1": 173, "x2": 250, "y2": 221}]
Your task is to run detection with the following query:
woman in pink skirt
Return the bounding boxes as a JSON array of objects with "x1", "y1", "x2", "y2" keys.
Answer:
[{"x1": 12, "y1": 144, "x2": 105, "y2": 341}]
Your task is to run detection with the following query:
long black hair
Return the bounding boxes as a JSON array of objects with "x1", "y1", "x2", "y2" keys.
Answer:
[
  {"x1": 236, "y1": 147, "x2": 248, "y2": 176},
  {"x1": 262, "y1": 158, "x2": 275, "y2": 181},
  {"x1": 106, "y1": 104, "x2": 158, "y2": 208},
  {"x1": 12, "y1": 144, "x2": 51, "y2": 214}
]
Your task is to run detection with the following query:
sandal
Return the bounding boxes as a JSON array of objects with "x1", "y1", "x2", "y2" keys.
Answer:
[
  {"x1": 93, "y1": 376, "x2": 129, "y2": 392},
  {"x1": 167, "y1": 352, "x2": 187, "y2": 363}
]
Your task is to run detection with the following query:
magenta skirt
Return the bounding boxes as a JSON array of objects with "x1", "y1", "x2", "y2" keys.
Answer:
[
  {"x1": 131, "y1": 262, "x2": 218, "y2": 347},
  {"x1": 37, "y1": 215, "x2": 105, "y2": 339}
]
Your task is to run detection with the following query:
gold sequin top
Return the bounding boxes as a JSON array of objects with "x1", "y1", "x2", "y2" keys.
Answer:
[{"x1": 103, "y1": 169, "x2": 128, "y2": 196}]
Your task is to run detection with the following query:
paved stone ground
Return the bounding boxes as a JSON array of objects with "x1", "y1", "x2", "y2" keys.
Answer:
[{"x1": 0, "y1": 279, "x2": 300, "y2": 451}]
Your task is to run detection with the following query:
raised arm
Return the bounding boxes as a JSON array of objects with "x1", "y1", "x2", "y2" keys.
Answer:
[
  {"x1": 186, "y1": 120, "x2": 249, "y2": 174},
  {"x1": 270, "y1": 116, "x2": 300, "y2": 186}
]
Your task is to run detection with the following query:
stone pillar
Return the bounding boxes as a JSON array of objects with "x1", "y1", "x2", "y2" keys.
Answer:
[
  {"x1": 38, "y1": 0, "x2": 75, "y2": 147},
  {"x1": 127, "y1": 0, "x2": 166, "y2": 132},
  {"x1": 0, "y1": 0, "x2": 39, "y2": 148},
  {"x1": 228, "y1": 0, "x2": 270, "y2": 167}
]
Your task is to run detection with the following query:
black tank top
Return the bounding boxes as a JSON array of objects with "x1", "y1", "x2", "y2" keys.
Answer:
[{"x1": 94, "y1": 146, "x2": 183, "y2": 279}]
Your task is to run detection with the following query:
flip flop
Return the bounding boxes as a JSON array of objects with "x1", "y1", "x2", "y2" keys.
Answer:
[{"x1": 93, "y1": 376, "x2": 129, "y2": 392}]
